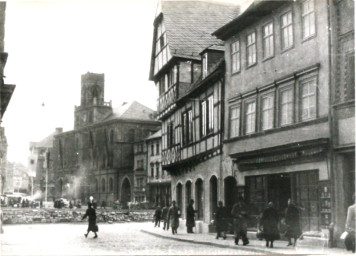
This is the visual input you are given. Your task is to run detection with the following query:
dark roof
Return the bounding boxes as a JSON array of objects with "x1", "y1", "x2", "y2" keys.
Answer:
[
  {"x1": 103, "y1": 101, "x2": 157, "y2": 122},
  {"x1": 213, "y1": 0, "x2": 291, "y2": 40},
  {"x1": 150, "y1": 1, "x2": 239, "y2": 79}
]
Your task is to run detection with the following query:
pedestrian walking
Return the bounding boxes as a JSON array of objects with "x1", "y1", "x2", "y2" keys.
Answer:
[
  {"x1": 231, "y1": 196, "x2": 249, "y2": 246},
  {"x1": 285, "y1": 199, "x2": 301, "y2": 246},
  {"x1": 154, "y1": 205, "x2": 162, "y2": 227},
  {"x1": 82, "y1": 203, "x2": 98, "y2": 239},
  {"x1": 260, "y1": 202, "x2": 280, "y2": 248},
  {"x1": 162, "y1": 203, "x2": 170, "y2": 230},
  {"x1": 215, "y1": 201, "x2": 227, "y2": 239},
  {"x1": 344, "y1": 195, "x2": 355, "y2": 253},
  {"x1": 186, "y1": 199, "x2": 196, "y2": 233},
  {"x1": 168, "y1": 200, "x2": 181, "y2": 234}
]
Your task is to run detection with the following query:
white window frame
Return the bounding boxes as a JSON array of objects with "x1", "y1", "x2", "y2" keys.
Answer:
[
  {"x1": 247, "y1": 32, "x2": 257, "y2": 66},
  {"x1": 245, "y1": 100, "x2": 256, "y2": 134},
  {"x1": 261, "y1": 93, "x2": 274, "y2": 130},
  {"x1": 302, "y1": 0, "x2": 316, "y2": 40},
  {"x1": 202, "y1": 53, "x2": 208, "y2": 79},
  {"x1": 281, "y1": 11, "x2": 294, "y2": 50},
  {"x1": 280, "y1": 86, "x2": 294, "y2": 126},
  {"x1": 231, "y1": 40, "x2": 241, "y2": 73},
  {"x1": 300, "y1": 78, "x2": 317, "y2": 121},
  {"x1": 263, "y1": 22, "x2": 274, "y2": 59},
  {"x1": 230, "y1": 105, "x2": 241, "y2": 138}
]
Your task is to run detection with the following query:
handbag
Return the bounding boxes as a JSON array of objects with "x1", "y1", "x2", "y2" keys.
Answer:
[{"x1": 94, "y1": 225, "x2": 99, "y2": 232}]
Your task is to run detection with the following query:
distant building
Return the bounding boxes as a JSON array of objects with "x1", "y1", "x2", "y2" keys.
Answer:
[
  {"x1": 145, "y1": 130, "x2": 171, "y2": 207},
  {"x1": 28, "y1": 128, "x2": 62, "y2": 200},
  {"x1": 133, "y1": 139, "x2": 148, "y2": 203},
  {"x1": 5, "y1": 162, "x2": 29, "y2": 194},
  {"x1": 52, "y1": 72, "x2": 160, "y2": 207}
]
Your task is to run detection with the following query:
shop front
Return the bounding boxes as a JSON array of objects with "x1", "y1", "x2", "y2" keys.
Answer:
[{"x1": 231, "y1": 139, "x2": 331, "y2": 233}]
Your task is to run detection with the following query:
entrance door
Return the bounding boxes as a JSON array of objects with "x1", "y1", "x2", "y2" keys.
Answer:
[
  {"x1": 210, "y1": 176, "x2": 218, "y2": 220},
  {"x1": 224, "y1": 176, "x2": 237, "y2": 217},
  {"x1": 195, "y1": 179, "x2": 204, "y2": 220},
  {"x1": 185, "y1": 181, "x2": 192, "y2": 207},
  {"x1": 294, "y1": 170, "x2": 319, "y2": 231},
  {"x1": 121, "y1": 178, "x2": 131, "y2": 209},
  {"x1": 267, "y1": 174, "x2": 291, "y2": 215}
]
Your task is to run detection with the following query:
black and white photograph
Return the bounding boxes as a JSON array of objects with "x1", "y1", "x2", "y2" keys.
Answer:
[{"x1": 0, "y1": 0, "x2": 355, "y2": 255}]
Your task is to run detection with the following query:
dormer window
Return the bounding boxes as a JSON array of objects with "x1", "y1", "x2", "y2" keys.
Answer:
[
  {"x1": 202, "y1": 53, "x2": 208, "y2": 79},
  {"x1": 154, "y1": 21, "x2": 171, "y2": 75}
]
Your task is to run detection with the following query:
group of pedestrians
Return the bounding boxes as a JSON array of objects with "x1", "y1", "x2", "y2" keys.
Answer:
[
  {"x1": 213, "y1": 197, "x2": 302, "y2": 248},
  {"x1": 153, "y1": 201, "x2": 181, "y2": 234}
]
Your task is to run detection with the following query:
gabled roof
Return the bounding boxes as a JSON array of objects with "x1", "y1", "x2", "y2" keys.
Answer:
[
  {"x1": 150, "y1": 1, "x2": 239, "y2": 79},
  {"x1": 35, "y1": 132, "x2": 57, "y2": 148},
  {"x1": 103, "y1": 101, "x2": 157, "y2": 122},
  {"x1": 145, "y1": 129, "x2": 162, "y2": 141}
]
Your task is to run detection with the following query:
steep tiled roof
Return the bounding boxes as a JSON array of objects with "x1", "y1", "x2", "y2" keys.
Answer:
[
  {"x1": 160, "y1": 1, "x2": 239, "y2": 59},
  {"x1": 103, "y1": 101, "x2": 157, "y2": 122}
]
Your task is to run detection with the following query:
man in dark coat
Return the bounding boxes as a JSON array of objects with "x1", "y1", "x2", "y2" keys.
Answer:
[
  {"x1": 82, "y1": 203, "x2": 98, "y2": 238},
  {"x1": 260, "y1": 202, "x2": 280, "y2": 248},
  {"x1": 153, "y1": 205, "x2": 162, "y2": 227},
  {"x1": 168, "y1": 200, "x2": 180, "y2": 235},
  {"x1": 162, "y1": 203, "x2": 170, "y2": 230},
  {"x1": 285, "y1": 199, "x2": 301, "y2": 246},
  {"x1": 215, "y1": 201, "x2": 227, "y2": 239},
  {"x1": 231, "y1": 196, "x2": 249, "y2": 246},
  {"x1": 186, "y1": 199, "x2": 196, "y2": 233}
]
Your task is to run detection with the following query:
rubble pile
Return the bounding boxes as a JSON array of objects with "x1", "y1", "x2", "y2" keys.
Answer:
[{"x1": 2, "y1": 208, "x2": 155, "y2": 225}]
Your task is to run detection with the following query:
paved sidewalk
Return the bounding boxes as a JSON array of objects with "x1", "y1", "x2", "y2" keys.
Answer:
[{"x1": 141, "y1": 225, "x2": 351, "y2": 255}]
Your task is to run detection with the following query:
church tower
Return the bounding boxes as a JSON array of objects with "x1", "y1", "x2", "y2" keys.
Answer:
[{"x1": 74, "y1": 72, "x2": 112, "y2": 129}]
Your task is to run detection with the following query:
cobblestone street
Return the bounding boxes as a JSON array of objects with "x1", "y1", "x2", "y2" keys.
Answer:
[{"x1": 1, "y1": 222, "x2": 263, "y2": 255}]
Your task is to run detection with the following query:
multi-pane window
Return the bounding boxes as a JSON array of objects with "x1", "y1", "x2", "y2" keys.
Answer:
[
  {"x1": 302, "y1": 0, "x2": 316, "y2": 39},
  {"x1": 281, "y1": 11, "x2": 293, "y2": 50},
  {"x1": 151, "y1": 164, "x2": 154, "y2": 177},
  {"x1": 169, "y1": 66, "x2": 178, "y2": 87},
  {"x1": 230, "y1": 106, "x2": 240, "y2": 138},
  {"x1": 245, "y1": 100, "x2": 256, "y2": 134},
  {"x1": 263, "y1": 22, "x2": 274, "y2": 59},
  {"x1": 156, "y1": 163, "x2": 160, "y2": 179},
  {"x1": 154, "y1": 21, "x2": 171, "y2": 74},
  {"x1": 261, "y1": 94, "x2": 274, "y2": 130},
  {"x1": 167, "y1": 121, "x2": 175, "y2": 147},
  {"x1": 300, "y1": 79, "x2": 317, "y2": 120},
  {"x1": 231, "y1": 40, "x2": 240, "y2": 73},
  {"x1": 182, "y1": 109, "x2": 193, "y2": 145},
  {"x1": 280, "y1": 88, "x2": 294, "y2": 126},
  {"x1": 247, "y1": 32, "x2": 257, "y2": 66},
  {"x1": 202, "y1": 53, "x2": 208, "y2": 79},
  {"x1": 201, "y1": 96, "x2": 214, "y2": 137},
  {"x1": 151, "y1": 144, "x2": 154, "y2": 156}
]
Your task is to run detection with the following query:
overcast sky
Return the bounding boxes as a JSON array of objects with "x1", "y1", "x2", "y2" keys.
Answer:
[{"x1": 2, "y1": 0, "x2": 249, "y2": 166}]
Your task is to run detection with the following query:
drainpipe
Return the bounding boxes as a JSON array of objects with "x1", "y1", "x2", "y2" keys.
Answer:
[{"x1": 219, "y1": 70, "x2": 225, "y2": 203}]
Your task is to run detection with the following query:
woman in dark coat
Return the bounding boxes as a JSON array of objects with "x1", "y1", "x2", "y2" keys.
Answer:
[
  {"x1": 168, "y1": 200, "x2": 181, "y2": 235},
  {"x1": 285, "y1": 199, "x2": 301, "y2": 246},
  {"x1": 260, "y1": 202, "x2": 280, "y2": 248},
  {"x1": 215, "y1": 201, "x2": 227, "y2": 239},
  {"x1": 82, "y1": 203, "x2": 98, "y2": 238},
  {"x1": 186, "y1": 199, "x2": 196, "y2": 233}
]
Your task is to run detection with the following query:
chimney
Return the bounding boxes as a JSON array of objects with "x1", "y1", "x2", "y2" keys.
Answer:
[{"x1": 55, "y1": 127, "x2": 63, "y2": 134}]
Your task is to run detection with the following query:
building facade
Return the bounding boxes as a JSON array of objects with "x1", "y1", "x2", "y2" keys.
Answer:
[
  {"x1": 28, "y1": 128, "x2": 61, "y2": 201},
  {"x1": 52, "y1": 72, "x2": 160, "y2": 207},
  {"x1": 213, "y1": 0, "x2": 354, "y2": 240},
  {"x1": 330, "y1": 0, "x2": 355, "y2": 244},
  {"x1": 146, "y1": 130, "x2": 171, "y2": 207},
  {"x1": 0, "y1": 2, "x2": 15, "y2": 195},
  {"x1": 149, "y1": 1, "x2": 239, "y2": 230},
  {"x1": 133, "y1": 140, "x2": 148, "y2": 203}
]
